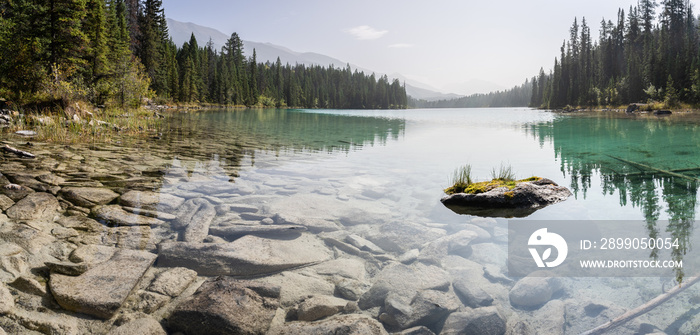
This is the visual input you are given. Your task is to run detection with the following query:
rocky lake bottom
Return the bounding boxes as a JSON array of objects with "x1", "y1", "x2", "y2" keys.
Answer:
[{"x1": 1, "y1": 108, "x2": 700, "y2": 334}]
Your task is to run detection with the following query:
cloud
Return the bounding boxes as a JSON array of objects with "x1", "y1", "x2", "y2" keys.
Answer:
[
  {"x1": 344, "y1": 25, "x2": 388, "y2": 40},
  {"x1": 388, "y1": 43, "x2": 415, "y2": 48}
]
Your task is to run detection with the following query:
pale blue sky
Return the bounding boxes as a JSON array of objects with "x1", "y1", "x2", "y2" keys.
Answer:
[{"x1": 162, "y1": 0, "x2": 696, "y2": 94}]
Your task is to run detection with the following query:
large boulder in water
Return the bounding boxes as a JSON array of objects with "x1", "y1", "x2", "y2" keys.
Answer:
[
  {"x1": 168, "y1": 277, "x2": 280, "y2": 335},
  {"x1": 441, "y1": 178, "x2": 571, "y2": 218}
]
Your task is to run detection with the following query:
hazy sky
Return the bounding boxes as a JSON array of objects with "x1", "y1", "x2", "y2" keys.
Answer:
[{"x1": 161, "y1": 0, "x2": 697, "y2": 94}]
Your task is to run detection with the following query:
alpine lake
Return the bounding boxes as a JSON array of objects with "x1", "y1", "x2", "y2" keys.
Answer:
[{"x1": 2, "y1": 107, "x2": 700, "y2": 334}]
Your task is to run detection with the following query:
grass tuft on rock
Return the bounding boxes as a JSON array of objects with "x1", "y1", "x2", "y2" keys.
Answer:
[
  {"x1": 444, "y1": 163, "x2": 541, "y2": 195},
  {"x1": 445, "y1": 164, "x2": 473, "y2": 194},
  {"x1": 490, "y1": 163, "x2": 516, "y2": 181}
]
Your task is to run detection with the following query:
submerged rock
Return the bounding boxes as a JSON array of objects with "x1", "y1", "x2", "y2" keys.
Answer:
[
  {"x1": 271, "y1": 314, "x2": 389, "y2": 335},
  {"x1": 5, "y1": 192, "x2": 60, "y2": 221},
  {"x1": 0, "y1": 284, "x2": 13, "y2": 314},
  {"x1": 172, "y1": 198, "x2": 216, "y2": 242},
  {"x1": 0, "y1": 223, "x2": 55, "y2": 254},
  {"x1": 49, "y1": 249, "x2": 157, "y2": 319},
  {"x1": 209, "y1": 224, "x2": 307, "y2": 240},
  {"x1": 358, "y1": 263, "x2": 451, "y2": 310},
  {"x1": 0, "y1": 194, "x2": 14, "y2": 211},
  {"x1": 119, "y1": 190, "x2": 184, "y2": 213},
  {"x1": 158, "y1": 234, "x2": 332, "y2": 277},
  {"x1": 9, "y1": 308, "x2": 79, "y2": 335},
  {"x1": 441, "y1": 178, "x2": 572, "y2": 218},
  {"x1": 509, "y1": 276, "x2": 562, "y2": 310},
  {"x1": 0, "y1": 183, "x2": 34, "y2": 202},
  {"x1": 380, "y1": 289, "x2": 461, "y2": 330},
  {"x1": 107, "y1": 317, "x2": 166, "y2": 335},
  {"x1": 453, "y1": 278, "x2": 494, "y2": 308},
  {"x1": 168, "y1": 277, "x2": 279, "y2": 335},
  {"x1": 147, "y1": 267, "x2": 198, "y2": 297},
  {"x1": 253, "y1": 271, "x2": 335, "y2": 307},
  {"x1": 297, "y1": 295, "x2": 352, "y2": 321},
  {"x1": 92, "y1": 205, "x2": 165, "y2": 226},
  {"x1": 441, "y1": 307, "x2": 506, "y2": 335},
  {"x1": 61, "y1": 187, "x2": 119, "y2": 207}
]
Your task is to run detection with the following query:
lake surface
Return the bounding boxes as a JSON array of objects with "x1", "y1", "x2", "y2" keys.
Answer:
[
  {"x1": 158, "y1": 107, "x2": 700, "y2": 332},
  {"x1": 3, "y1": 107, "x2": 700, "y2": 334}
]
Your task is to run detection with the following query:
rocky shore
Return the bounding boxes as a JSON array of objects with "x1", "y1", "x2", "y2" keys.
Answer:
[{"x1": 0, "y1": 140, "x2": 687, "y2": 335}]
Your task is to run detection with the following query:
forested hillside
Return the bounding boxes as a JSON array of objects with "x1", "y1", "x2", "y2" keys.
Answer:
[
  {"x1": 409, "y1": 80, "x2": 531, "y2": 108},
  {"x1": 0, "y1": 0, "x2": 407, "y2": 109},
  {"x1": 531, "y1": 0, "x2": 699, "y2": 108}
]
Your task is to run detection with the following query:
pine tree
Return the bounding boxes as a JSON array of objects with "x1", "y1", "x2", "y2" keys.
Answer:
[
  {"x1": 45, "y1": 0, "x2": 89, "y2": 76},
  {"x1": 139, "y1": 0, "x2": 167, "y2": 95},
  {"x1": 84, "y1": 0, "x2": 108, "y2": 81},
  {"x1": 248, "y1": 48, "x2": 258, "y2": 105}
]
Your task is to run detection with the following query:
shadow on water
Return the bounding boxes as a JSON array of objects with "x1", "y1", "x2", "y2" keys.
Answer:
[{"x1": 528, "y1": 112, "x2": 700, "y2": 283}]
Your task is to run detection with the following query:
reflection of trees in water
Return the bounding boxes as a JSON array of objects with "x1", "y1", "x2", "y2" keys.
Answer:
[
  {"x1": 141, "y1": 108, "x2": 404, "y2": 195},
  {"x1": 530, "y1": 114, "x2": 699, "y2": 282},
  {"x1": 162, "y1": 109, "x2": 405, "y2": 155}
]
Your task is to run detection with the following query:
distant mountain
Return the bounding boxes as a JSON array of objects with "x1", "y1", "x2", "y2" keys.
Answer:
[
  {"x1": 442, "y1": 79, "x2": 506, "y2": 96},
  {"x1": 166, "y1": 18, "x2": 461, "y2": 101}
]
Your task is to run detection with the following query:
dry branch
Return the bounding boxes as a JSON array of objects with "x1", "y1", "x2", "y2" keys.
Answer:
[
  {"x1": 3, "y1": 145, "x2": 35, "y2": 158},
  {"x1": 580, "y1": 275, "x2": 700, "y2": 335}
]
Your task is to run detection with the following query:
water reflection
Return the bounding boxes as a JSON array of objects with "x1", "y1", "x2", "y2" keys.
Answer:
[
  {"x1": 161, "y1": 109, "x2": 405, "y2": 157},
  {"x1": 529, "y1": 113, "x2": 700, "y2": 281}
]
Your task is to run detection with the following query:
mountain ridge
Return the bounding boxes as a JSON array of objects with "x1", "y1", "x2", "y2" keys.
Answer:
[{"x1": 166, "y1": 18, "x2": 462, "y2": 101}]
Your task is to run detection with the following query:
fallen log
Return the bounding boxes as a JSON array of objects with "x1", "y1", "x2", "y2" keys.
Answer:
[
  {"x1": 607, "y1": 155, "x2": 700, "y2": 182},
  {"x1": 3, "y1": 144, "x2": 35, "y2": 158},
  {"x1": 581, "y1": 275, "x2": 700, "y2": 335}
]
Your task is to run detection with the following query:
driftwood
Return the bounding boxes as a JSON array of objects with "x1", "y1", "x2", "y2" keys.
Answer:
[
  {"x1": 581, "y1": 275, "x2": 700, "y2": 335},
  {"x1": 607, "y1": 155, "x2": 700, "y2": 182},
  {"x1": 3, "y1": 145, "x2": 35, "y2": 158}
]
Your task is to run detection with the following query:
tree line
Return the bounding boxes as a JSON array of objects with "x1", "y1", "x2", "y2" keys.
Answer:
[
  {"x1": 408, "y1": 80, "x2": 532, "y2": 108},
  {"x1": 0, "y1": 0, "x2": 407, "y2": 109},
  {"x1": 531, "y1": 0, "x2": 699, "y2": 108}
]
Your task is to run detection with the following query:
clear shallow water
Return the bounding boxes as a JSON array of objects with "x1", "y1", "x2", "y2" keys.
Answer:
[
  {"x1": 166, "y1": 108, "x2": 700, "y2": 223},
  {"x1": 157, "y1": 107, "x2": 700, "y2": 332},
  {"x1": 6, "y1": 107, "x2": 700, "y2": 333}
]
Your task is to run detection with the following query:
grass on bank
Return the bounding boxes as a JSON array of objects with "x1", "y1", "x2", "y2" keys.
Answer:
[
  {"x1": 445, "y1": 163, "x2": 541, "y2": 195},
  {"x1": 4, "y1": 105, "x2": 164, "y2": 144}
]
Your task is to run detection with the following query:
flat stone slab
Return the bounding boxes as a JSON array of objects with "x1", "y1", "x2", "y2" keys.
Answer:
[
  {"x1": 6, "y1": 192, "x2": 60, "y2": 221},
  {"x1": 175, "y1": 199, "x2": 216, "y2": 243},
  {"x1": 169, "y1": 277, "x2": 280, "y2": 335},
  {"x1": 272, "y1": 314, "x2": 389, "y2": 335},
  {"x1": 93, "y1": 205, "x2": 165, "y2": 226},
  {"x1": 147, "y1": 267, "x2": 198, "y2": 297},
  {"x1": 0, "y1": 194, "x2": 14, "y2": 211},
  {"x1": 158, "y1": 234, "x2": 332, "y2": 277},
  {"x1": 56, "y1": 215, "x2": 105, "y2": 232},
  {"x1": 122, "y1": 207, "x2": 177, "y2": 220},
  {"x1": 297, "y1": 295, "x2": 352, "y2": 321},
  {"x1": 358, "y1": 263, "x2": 451, "y2": 309},
  {"x1": 209, "y1": 224, "x2": 307, "y2": 240},
  {"x1": 107, "y1": 317, "x2": 166, "y2": 335},
  {"x1": 119, "y1": 190, "x2": 184, "y2": 213},
  {"x1": 61, "y1": 187, "x2": 119, "y2": 207},
  {"x1": 49, "y1": 249, "x2": 157, "y2": 319}
]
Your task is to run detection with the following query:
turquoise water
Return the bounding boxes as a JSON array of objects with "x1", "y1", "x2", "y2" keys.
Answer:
[
  {"x1": 164, "y1": 108, "x2": 700, "y2": 224},
  {"x1": 154, "y1": 108, "x2": 700, "y2": 332}
]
